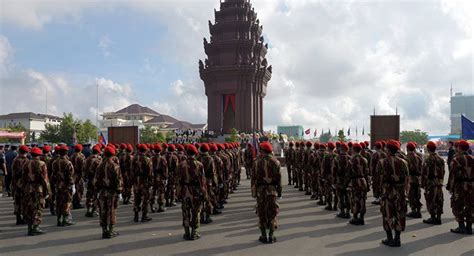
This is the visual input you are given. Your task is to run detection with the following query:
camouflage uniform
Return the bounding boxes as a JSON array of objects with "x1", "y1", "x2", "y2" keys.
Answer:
[
  {"x1": 349, "y1": 153, "x2": 369, "y2": 224},
  {"x1": 311, "y1": 149, "x2": 322, "y2": 200},
  {"x1": 370, "y1": 149, "x2": 387, "y2": 203},
  {"x1": 333, "y1": 151, "x2": 351, "y2": 218},
  {"x1": 151, "y1": 152, "x2": 168, "y2": 212},
  {"x1": 119, "y1": 151, "x2": 133, "y2": 204},
  {"x1": 132, "y1": 152, "x2": 153, "y2": 222},
  {"x1": 251, "y1": 152, "x2": 282, "y2": 243},
  {"x1": 70, "y1": 152, "x2": 86, "y2": 208},
  {"x1": 303, "y1": 146, "x2": 313, "y2": 195},
  {"x1": 321, "y1": 150, "x2": 337, "y2": 210},
  {"x1": 421, "y1": 152, "x2": 445, "y2": 224},
  {"x1": 84, "y1": 153, "x2": 102, "y2": 217},
  {"x1": 197, "y1": 151, "x2": 217, "y2": 224},
  {"x1": 296, "y1": 146, "x2": 305, "y2": 191},
  {"x1": 244, "y1": 146, "x2": 255, "y2": 180},
  {"x1": 447, "y1": 151, "x2": 473, "y2": 234},
  {"x1": 52, "y1": 155, "x2": 75, "y2": 226},
  {"x1": 177, "y1": 154, "x2": 208, "y2": 240},
  {"x1": 285, "y1": 145, "x2": 296, "y2": 185},
  {"x1": 94, "y1": 155, "x2": 123, "y2": 238},
  {"x1": 39, "y1": 153, "x2": 54, "y2": 215},
  {"x1": 380, "y1": 153, "x2": 408, "y2": 246},
  {"x1": 211, "y1": 149, "x2": 225, "y2": 209},
  {"x1": 406, "y1": 151, "x2": 423, "y2": 218},
  {"x1": 219, "y1": 150, "x2": 232, "y2": 202},
  {"x1": 22, "y1": 157, "x2": 50, "y2": 235},
  {"x1": 11, "y1": 154, "x2": 29, "y2": 224},
  {"x1": 165, "y1": 151, "x2": 179, "y2": 207}
]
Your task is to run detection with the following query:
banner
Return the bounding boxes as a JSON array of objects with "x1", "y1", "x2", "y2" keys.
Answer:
[{"x1": 461, "y1": 115, "x2": 474, "y2": 139}]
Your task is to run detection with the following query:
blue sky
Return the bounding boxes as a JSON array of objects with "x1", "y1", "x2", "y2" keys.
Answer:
[{"x1": 1, "y1": 0, "x2": 473, "y2": 135}]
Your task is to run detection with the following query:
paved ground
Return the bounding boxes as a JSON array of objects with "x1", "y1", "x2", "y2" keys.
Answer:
[{"x1": 0, "y1": 167, "x2": 472, "y2": 256}]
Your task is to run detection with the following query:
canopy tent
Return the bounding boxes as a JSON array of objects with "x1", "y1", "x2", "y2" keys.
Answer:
[{"x1": 0, "y1": 130, "x2": 26, "y2": 144}]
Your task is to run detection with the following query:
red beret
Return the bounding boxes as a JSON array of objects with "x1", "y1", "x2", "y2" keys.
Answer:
[
  {"x1": 340, "y1": 143, "x2": 349, "y2": 151},
  {"x1": 120, "y1": 143, "x2": 126, "y2": 149},
  {"x1": 60, "y1": 145, "x2": 69, "y2": 152},
  {"x1": 375, "y1": 141, "x2": 383, "y2": 149},
  {"x1": 387, "y1": 140, "x2": 400, "y2": 151},
  {"x1": 177, "y1": 144, "x2": 185, "y2": 152},
  {"x1": 295, "y1": 141, "x2": 300, "y2": 147},
  {"x1": 381, "y1": 141, "x2": 387, "y2": 148},
  {"x1": 74, "y1": 144, "x2": 83, "y2": 152},
  {"x1": 348, "y1": 142, "x2": 353, "y2": 147},
  {"x1": 313, "y1": 142, "x2": 320, "y2": 149},
  {"x1": 31, "y1": 147, "x2": 43, "y2": 156},
  {"x1": 210, "y1": 144, "x2": 218, "y2": 152},
  {"x1": 186, "y1": 144, "x2": 199, "y2": 155},
  {"x1": 335, "y1": 141, "x2": 341, "y2": 147},
  {"x1": 162, "y1": 143, "x2": 168, "y2": 148},
  {"x1": 319, "y1": 144, "x2": 327, "y2": 149},
  {"x1": 43, "y1": 145, "x2": 51, "y2": 153},
  {"x1": 458, "y1": 140, "x2": 470, "y2": 151},
  {"x1": 289, "y1": 142, "x2": 294, "y2": 147},
  {"x1": 353, "y1": 143, "x2": 362, "y2": 150},
  {"x1": 168, "y1": 144, "x2": 176, "y2": 152},
  {"x1": 327, "y1": 142, "x2": 336, "y2": 150},
  {"x1": 105, "y1": 146, "x2": 116, "y2": 156},
  {"x1": 259, "y1": 142, "x2": 273, "y2": 153},
  {"x1": 200, "y1": 143, "x2": 210, "y2": 152},
  {"x1": 305, "y1": 141, "x2": 312, "y2": 147},
  {"x1": 126, "y1": 145, "x2": 133, "y2": 152},
  {"x1": 92, "y1": 146, "x2": 101, "y2": 153},
  {"x1": 139, "y1": 144, "x2": 149, "y2": 152},
  {"x1": 364, "y1": 141, "x2": 370, "y2": 147},
  {"x1": 19, "y1": 145, "x2": 30, "y2": 153},
  {"x1": 406, "y1": 142, "x2": 416, "y2": 151},
  {"x1": 155, "y1": 144, "x2": 162, "y2": 152},
  {"x1": 54, "y1": 145, "x2": 60, "y2": 152},
  {"x1": 426, "y1": 141, "x2": 436, "y2": 151}
]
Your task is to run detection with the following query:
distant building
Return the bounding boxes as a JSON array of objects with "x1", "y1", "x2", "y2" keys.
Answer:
[
  {"x1": 277, "y1": 125, "x2": 304, "y2": 138},
  {"x1": 450, "y1": 92, "x2": 474, "y2": 135},
  {"x1": 0, "y1": 112, "x2": 62, "y2": 140}
]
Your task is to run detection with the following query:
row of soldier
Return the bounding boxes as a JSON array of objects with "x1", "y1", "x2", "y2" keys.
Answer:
[
  {"x1": 284, "y1": 139, "x2": 473, "y2": 247},
  {"x1": 8, "y1": 141, "x2": 245, "y2": 240}
]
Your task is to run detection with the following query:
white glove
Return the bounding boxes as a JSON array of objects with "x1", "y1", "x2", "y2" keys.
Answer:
[{"x1": 72, "y1": 185, "x2": 76, "y2": 196}]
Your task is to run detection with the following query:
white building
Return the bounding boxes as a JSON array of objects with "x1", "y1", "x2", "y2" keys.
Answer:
[{"x1": 0, "y1": 112, "x2": 62, "y2": 139}]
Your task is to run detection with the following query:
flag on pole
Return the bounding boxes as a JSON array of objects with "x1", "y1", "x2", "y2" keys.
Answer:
[
  {"x1": 356, "y1": 126, "x2": 358, "y2": 136},
  {"x1": 362, "y1": 126, "x2": 365, "y2": 135},
  {"x1": 98, "y1": 131, "x2": 107, "y2": 145},
  {"x1": 321, "y1": 128, "x2": 323, "y2": 135},
  {"x1": 314, "y1": 129, "x2": 317, "y2": 137},
  {"x1": 329, "y1": 128, "x2": 331, "y2": 135},
  {"x1": 347, "y1": 127, "x2": 351, "y2": 136},
  {"x1": 461, "y1": 114, "x2": 474, "y2": 139},
  {"x1": 305, "y1": 128, "x2": 311, "y2": 135}
]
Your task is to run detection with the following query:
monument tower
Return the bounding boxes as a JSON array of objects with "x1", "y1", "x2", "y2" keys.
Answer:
[{"x1": 199, "y1": 0, "x2": 272, "y2": 133}]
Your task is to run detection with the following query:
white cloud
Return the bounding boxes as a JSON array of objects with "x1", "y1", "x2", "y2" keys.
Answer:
[
  {"x1": 98, "y1": 35, "x2": 112, "y2": 57},
  {"x1": 0, "y1": 35, "x2": 13, "y2": 77}
]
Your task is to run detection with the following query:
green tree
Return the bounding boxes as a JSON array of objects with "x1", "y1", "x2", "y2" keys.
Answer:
[
  {"x1": 140, "y1": 125, "x2": 158, "y2": 144},
  {"x1": 229, "y1": 128, "x2": 239, "y2": 142},
  {"x1": 337, "y1": 129, "x2": 347, "y2": 142},
  {"x1": 39, "y1": 113, "x2": 98, "y2": 144},
  {"x1": 400, "y1": 129, "x2": 428, "y2": 145},
  {"x1": 319, "y1": 132, "x2": 332, "y2": 143},
  {"x1": 78, "y1": 119, "x2": 98, "y2": 143},
  {"x1": 39, "y1": 123, "x2": 60, "y2": 143}
]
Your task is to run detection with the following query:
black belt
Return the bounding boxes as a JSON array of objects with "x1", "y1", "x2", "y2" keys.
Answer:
[{"x1": 257, "y1": 183, "x2": 278, "y2": 186}]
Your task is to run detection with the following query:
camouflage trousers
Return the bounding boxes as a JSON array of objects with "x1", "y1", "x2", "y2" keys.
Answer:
[
  {"x1": 450, "y1": 183, "x2": 474, "y2": 223},
  {"x1": 372, "y1": 174, "x2": 381, "y2": 199},
  {"x1": 380, "y1": 186, "x2": 407, "y2": 232},
  {"x1": 291, "y1": 165, "x2": 298, "y2": 187},
  {"x1": 151, "y1": 181, "x2": 166, "y2": 207},
  {"x1": 312, "y1": 173, "x2": 320, "y2": 197},
  {"x1": 73, "y1": 178, "x2": 84, "y2": 206},
  {"x1": 85, "y1": 183, "x2": 97, "y2": 211},
  {"x1": 56, "y1": 189, "x2": 72, "y2": 217},
  {"x1": 122, "y1": 172, "x2": 133, "y2": 201},
  {"x1": 286, "y1": 163, "x2": 293, "y2": 184},
  {"x1": 297, "y1": 167, "x2": 304, "y2": 188},
  {"x1": 203, "y1": 182, "x2": 216, "y2": 214},
  {"x1": 425, "y1": 185, "x2": 443, "y2": 216},
  {"x1": 23, "y1": 192, "x2": 44, "y2": 226},
  {"x1": 336, "y1": 186, "x2": 350, "y2": 212},
  {"x1": 407, "y1": 182, "x2": 422, "y2": 210},
  {"x1": 304, "y1": 169, "x2": 312, "y2": 192},
  {"x1": 165, "y1": 176, "x2": 176, "y2": 203},
  {"x1": 13, "y1": 189, "x2": 24, "y2": 215},
  {"x1": 182, "y1": 197, "x2": 202, "y2": 229},
  {"x1": 133, "y1": 185, "x2": 151, "y2": 214},
  {"x1": 323, "y1": 180, "x2": 334, "y2": 205},
  {"x1": 245, "y1": 165, "x2": 252, "y2": 179},
  {"x1": 98, "y1": 190, "x2": 118, "y2": 227},
  {"x1": 350, "y1": 189, "x2": 367, "y2": 215},
  {"x1": 256, "y1": 192, "x2": 279, "y2": 230}
]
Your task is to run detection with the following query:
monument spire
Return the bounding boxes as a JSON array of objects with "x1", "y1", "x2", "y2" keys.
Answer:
[{"x1": 199, "y1": 0, "x2": 272, "y2": 133}]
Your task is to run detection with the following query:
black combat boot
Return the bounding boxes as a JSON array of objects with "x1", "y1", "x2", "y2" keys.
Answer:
[
  {"x1": 381, "y1": 230, "x2": 394, "y2": 247},
  {"x1": 466, "y1": 222, "x2": 472, "y2": 235},
  {"x1": 101, "y1": 226, "x2": 108, "y2": 239},
  {"x1": 133, "y1": 211, "x2": 139, "y2": 222},
  {"x1": 63, "y1": 215, "x2": 75, "y2": 226},
  {"x1": 349, "y1": 214, "x2": 359, "y2": 225},
  {"x1": 336, "y1": 211, "x2": 346, "y2": 218},
  {"x1": 150, "y1": 204, "x2": 157, "y2": 213},
  {"x1": 325, "y1": 203, "x2": 333, "y2": 211},
  {"x1": 258, "y1": 227, "x2": 267, "y2": 243},
  {"x1": 450, "y1": 221, "x2": 466, "y2": 234},
  {"x1": 30, "y1": 225, "x2": 45, "y2": 236},
  {"x1": 85, "y1": 208, "x2": 94, "y2": 217},
  {"x1": 141, "y1": 213, "x2": 152, "y2": 222},
  {"x1": 423, "y1": 214, "x2": 436, "y2": 225},
  {"x1": 27, "y1": 224, "x2": 33, "y2": 236},
  {"x1": 57, "y1": 215, "x2": 64, "y2": 226},
  {"x1": 109, "y1": 225, "x2": 118, "y2": 238},
  {"x1": 412, "y1": 208, "x2": 422, "y2": 218},
  {"x1": 212, "y1": 208, "x2": 222, "y2": 215},
  {"x1": 359, "y1": 213, "x2": 365, "y2": 225},
  {"x1": 157, "y1": 203, "x2": 166, "y2": 213},
  {"x1": 183, "y1": 227, "x2": 191, "y2": 240},
  {"x1": 50, "y1": 205, "x2": 56, "y2": 216},
  {"x1": 268, "y1": 228, "x2": 276, "y2": 243},
  {"x1": 16, "y1": 214, "x2": 24, "y2": 225},
  {"x1": 165, "y1": 199, "x2": 171, "y2": 207},
  {"x1": 434, "y1": 214, "x2": 442, "y2": 225},
  {"x1": 393, "y1": 231, "x2": 401, "y2": 247},
  {"x1": 190, "y1": 228, "x2": 201, "y2": 240},
  {"x1": 317, "y1": 199, "x2": 325, "y2": 206}
]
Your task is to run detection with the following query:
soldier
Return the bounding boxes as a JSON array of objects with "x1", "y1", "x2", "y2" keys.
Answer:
[
  {"x1": 132, "y1": 144, "x2": 153, "y2": 222},
  {"x1": 52, "y1": 145, "x2": 76, "y2": 226},
  {"x1": 406, "y1": 142, "x2": 423, "y2": 219},
  {"x1": 251, "y1": 142, "x2": 282, "y2": 244},
  {"x1": 311, "y1": 142, "x2": 322, "y2": 200},
  {"x1": 321, "y1": 142, "x2": 337, "y2": 211},
  {"x1": 197, "y1": 143, "x2": 216, "y2": 224},
  {"x1": 317, "y1": 144, "x2": 327, "y2": 206},
  {"x1": 379, "y1": 140, "x2": 408, "y2": 247},
  {"x1": 293, "y1": 142, "x2": 300, "y2": 189},
  {"x1": 285, "y1": 142, "x2": 295, "y2": 185},
  {"x1": 150, "y1": 144, "x2": 168, "y2": 213},
  {"x1": 296, "y1": 141, "x2": 305, "y2": 191},
  {"x1": 177, "y1": 144, "x2": 208, "y2": 240},
  {"x1": 349, "y1": 143, "x2": 369, "y2": 225},
  {"x1": 39, "y1": 145, "x2": 54, "y2": 215},
  {"x1": 303, "y1": 141, "x2": 313, "y2": 195},
  {"x1": 165, "y1": 144, "x2": 179, "y2": 207},
  {"x1": 333, "y1": 142, "x2": 351, "y2": 219},
  {"x1": 94, "y1": 146, "x2": 123, "y2": 239},
  {"x1": 12, "y1": 145, "x2": 30, "y2": 225},
  {"x1": 119, "y1": 144, "x2": 134, "y2": 205},
  {"x1": 71, "y1": 144, "x2": 86, "y2": 209},
  {"x1": 84, "y1": 145, "x2": 102, "y2": 217},
  {"x1": 209, "y1": 144, "x2": 223, "y2": 214},
  {"x1": 421, "y1": 141, "x2": 445, "y2": 225},
  {"x1": 370, "y1": 141, "x2": 387, "y2": 205},
  {"x1": 21, "y1": 147, "x2": 50, "y2": 235},
  {"x1": 447, "y1": 140, "x2": 473, "y2": 235},
  {"x1": 244, "y1": 143, "x2": 255, "y2": 180}
]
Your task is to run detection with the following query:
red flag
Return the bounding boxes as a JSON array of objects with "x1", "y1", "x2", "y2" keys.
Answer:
[{"x1": 305, "y1": 129, "x2": 310, "y2": 135}]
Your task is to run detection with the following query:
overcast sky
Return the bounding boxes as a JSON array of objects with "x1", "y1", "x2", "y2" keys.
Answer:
[{"x1": 0, "y1": 0, "x2": 473, "y2": 136}]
